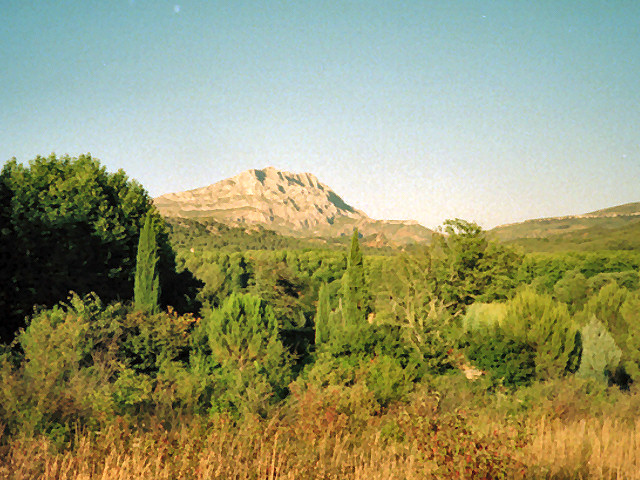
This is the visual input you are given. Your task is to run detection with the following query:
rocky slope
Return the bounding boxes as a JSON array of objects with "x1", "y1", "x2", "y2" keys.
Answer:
[{"x1": 154, "y1": 167, "x2": 432, "y2": 245}]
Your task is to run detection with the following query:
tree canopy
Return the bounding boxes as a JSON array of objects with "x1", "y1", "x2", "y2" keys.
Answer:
[{"x1": 0, "y1": 154, "x2": 197, "y2": 341}]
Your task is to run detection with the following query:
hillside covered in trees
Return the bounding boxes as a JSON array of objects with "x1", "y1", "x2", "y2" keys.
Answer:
[{"x1": 2, "y1": 155, "x2": 640, "y2": 479}]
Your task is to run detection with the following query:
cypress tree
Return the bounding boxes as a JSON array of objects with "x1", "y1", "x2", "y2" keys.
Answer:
[
  {"x1": 314, "y1": 283, "x2": 331, "y2": 345},
  {"x1": 134, "y1": 214, "x2": 160, "y2": 313},
  {"x1": 341, "y1": 228, "x2": 366, "y2": 323}
]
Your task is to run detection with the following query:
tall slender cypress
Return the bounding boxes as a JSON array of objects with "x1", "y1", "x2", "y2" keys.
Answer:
[
  {"x1": 134, "y1": 214, "x2": 160, "y2": 313},
  {"x1": 341, "y1": 228, "x2": 366, "y2": 323},
  {"x1": 314, "y1": 283, "x2": 331, "y2": 345}
]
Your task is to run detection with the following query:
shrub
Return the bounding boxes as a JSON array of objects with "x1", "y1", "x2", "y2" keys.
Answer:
[
  {"x1": 577, "y1": 316, "x2": 621, "y2": 383},
  {"x1": 581, "y1": 283, "x2": 640, "y2": 385},
  {"x1": 553, "y1": 269, "x2": 588, "y2": 313},
  {"x1": 0, "y1": 294, "x2": 123, "y2": 436},
  {"x1": 190, "y1": 293, "x2": 292, "y2": 415},
  {"x1": 0, "y1": 293, "x2": 197, "y2": 435},
  {"x1": 466, "y1": 325, "x2": 536, "y2": 387},
  {"x1": 462, "y1": 302, "x2": 507, "y2": 332},
  {"x1": 502, "y1": 289, "x2": 580, "y2": 380}
]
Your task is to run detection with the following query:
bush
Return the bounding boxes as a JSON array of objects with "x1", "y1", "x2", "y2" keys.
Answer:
[
  {"x1": 577, "y1": 316, "x2": 621, "y2": 383},
  {"x1": 0, "y1": 294, "x2": 197, "y2": 436},
  {"x1": 502, "y1": 289, "x2": 580, "y2": 380},
  {"x1": 466, "y1": 325, "x2": 536, "y2": 387},
  {"x1": 190, "y1": 293, "x2": 292, "y2": 415},
  {"x1": 580, "y1": 283, "x2": 640, "y2": 385},
  {"x1": 0, "y1": 294, "x2": 123, "y2": 436},
  {"x1": 462, "y1": 302, "x2": 507, "y2": 332}
]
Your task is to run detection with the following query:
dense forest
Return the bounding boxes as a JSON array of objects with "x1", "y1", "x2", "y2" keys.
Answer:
[{"x1": 2, "y1": 155, "x2": 640, "y2": 479}]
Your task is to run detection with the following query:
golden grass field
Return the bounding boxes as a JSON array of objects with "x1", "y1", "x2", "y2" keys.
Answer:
[{"x1": 3, "y1": 390, "x2": 640, "y2": 480}]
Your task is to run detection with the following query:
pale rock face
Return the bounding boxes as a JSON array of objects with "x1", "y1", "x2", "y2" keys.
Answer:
[{"x1": 154, "y1": 167, "x2": 369, "y2": 232}]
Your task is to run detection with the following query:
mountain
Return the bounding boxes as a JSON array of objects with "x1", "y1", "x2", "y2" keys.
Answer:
[
  {"x1": 154, "y1": 167, "x2": 433, "y2": 245},
  {"x1": 489, "y1": 202, "x2": 640, "y2": 252}
]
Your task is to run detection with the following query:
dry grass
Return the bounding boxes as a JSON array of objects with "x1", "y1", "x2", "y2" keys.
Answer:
[
  {"x1": 2, "y1": 396, "x2": 640, "y2": 480},
  {"x1": 523, "y1": 416, "x2": 640, "y2": 479},
  {"x1": 0, "y1": 395, "x2": 524, "y2": 480},
  {"x1": 0, "y1": 422, "x2": 463, "y2": 480}
]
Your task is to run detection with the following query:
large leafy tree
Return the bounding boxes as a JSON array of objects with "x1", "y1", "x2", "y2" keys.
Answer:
[
  {"x1": 432, "y1": 219, "x2": 521, "y2": 316},
  {"x1": 0, "y1": 154, "x2": 196, "y2": 341}
]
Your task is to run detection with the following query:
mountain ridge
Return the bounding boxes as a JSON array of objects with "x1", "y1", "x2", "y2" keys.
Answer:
[
  {"x1": 489, "y1": 201, "x2": 640, "y2": 247},
  {"x1": 154, "y1": 167, "x2": 433, "y2": 245}
]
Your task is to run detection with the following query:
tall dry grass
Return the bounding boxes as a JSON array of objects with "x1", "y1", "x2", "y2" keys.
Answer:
[
  {"x1": 3, "y1": 389, "x2": 640, "y2": 480},
  {"x1": 0, "y1": 387, "x2": 525, "y2": 480},
  {"x1": 523, "y1": 416, "x2": 640, "y2": 479},
  {"x1": 0, "y1": 421, "x2": 488, "y2": 480}
]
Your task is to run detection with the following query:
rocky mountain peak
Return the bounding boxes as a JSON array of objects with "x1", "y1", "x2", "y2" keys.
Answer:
[{"x1": 154, "y1": 167, "x2": 367, "y2": 232}]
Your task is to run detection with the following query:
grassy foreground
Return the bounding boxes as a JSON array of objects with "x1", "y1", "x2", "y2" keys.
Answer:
[{"x1": 3, "y1": 384, "x2": 640, "y2": 480}]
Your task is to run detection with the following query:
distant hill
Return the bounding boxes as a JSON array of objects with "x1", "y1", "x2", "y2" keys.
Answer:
[
  {"x1": 584, "y1": 202, "x2": 640, "y2": 217},
  {"x1": 489, "y1": 202, "x2": 640, "y2": 252},
  {"x1": 155, "y1": 167, "x2": 433, "y2": 246}
]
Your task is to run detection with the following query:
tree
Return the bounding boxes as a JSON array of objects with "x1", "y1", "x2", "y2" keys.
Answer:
[
  {"x1": 314, "y1": 283, "x2": 331, "y2": 346},
  {"x1": 581, "y1": 283, "x2": 640, "y2": 385},
  {"x1": 577, "y1": 316, "x2": 621, "y2": 383},
  {"x1": 191, "y1": 293, "x2": 291, "y2": 413},
  {"x1": 134, "y1": 214, "x2": 160, "y2": 314},
  {"x1": 0, "y1": 154, "x2": 197, "y2": 341},
  {"x1": 432, "y1": 219, "x2": 521, "y2": 316},
  {"x1": 341, "y1": 229, "x2": 367, "y2": 323},
  {"x1": 502, "y1": 288, "x2": 579, "y2": 380}
]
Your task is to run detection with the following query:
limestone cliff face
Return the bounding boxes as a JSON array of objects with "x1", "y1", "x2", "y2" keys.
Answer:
[
  {"x1": 155, "y1": 167, "x2": 433, "y2": 244},
  {"x1": 154, "y1": 167, "x2": 369, "y2": 232}
]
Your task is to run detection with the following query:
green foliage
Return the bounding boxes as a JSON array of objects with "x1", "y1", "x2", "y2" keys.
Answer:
[
  {"x1": 134, "y1": 214, "x2": 160, "y2": 314},
  {"x1": 553, "y1": 269, "x2": 588, "y2": 312},
  {"x1": 588, "y1": 271, "x2": 639, "y2": 292},
  {"x1": 0, "y1": 293, "x2": 199, "y2": 436},
  {"x1": 502, "y1": 288, "x2": 580, "y2": 380},
  {"x1": 166, "y1": 216, "x2": 342, "y2": 252},
  {"x1": 314, "y1": 283, "x2": 331, "y2": 346},
  {"x1": 577, "y1": 316, "x2": 622, "y2": 383},
  {"x1": 432, "y1": 219, "x2": 522, "y2": 316},
  {"x1": 0, "y1": 294, "x2": 123, "y2": 435},
  {"x1": 341, "y1": 229, "x2": 367, "y2": 323},
  {"x1": 191, "y1": 293, "x2": 291, "y2": 414},
  {"x1": 462, "y1": 302, "x2": 507, "y2": 332},
  {"x1": 465, "y1": 325, "x2": 536, "y2": 387},
  {"x1": 249, "y1": 257, "x2": 312, "y2": 330},
  {"x1": 581, "y1": 283, "x2": 640, "y2": 385},
  {"x1": 0, "y1": 154, "x2": 198, "y2": 341},
  {"x1": 517, "y1": 251, "x2": 640, "y2": 295},
  {"x1": 463, "y1": 303, "x2": 535, "y2": 387},
  {"x1": 374, "y1": 249, "x2": 455, "y2": 375}
]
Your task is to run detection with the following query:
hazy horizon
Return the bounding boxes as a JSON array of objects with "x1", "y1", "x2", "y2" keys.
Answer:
[{"x1": 2, "y1": 1, "x2": 639, "y2": 229}]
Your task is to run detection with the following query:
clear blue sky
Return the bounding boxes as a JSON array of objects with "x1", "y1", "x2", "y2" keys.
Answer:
[{"x1": 2, "y1": 1, "x2": 639, "y2": 228}]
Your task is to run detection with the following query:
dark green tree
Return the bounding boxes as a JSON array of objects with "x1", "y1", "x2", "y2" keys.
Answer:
[
  {"x1": 0, "y1": 154, "x2": 198, "y2": 341},
  {"x1": 134, "y1": 214, "x2": 160, "y2": 314},
  {"x1": 502, "y1": 288, "x2": 580, "y2": 380},
  {"x1": 432, "y1": 219, "x2": 521, "y2": 316},
  {"x1": 314, "y1": 283, "x2": 331, "y2": 346},
  {"x1": 341, "y1": 229, "x2": 367, "y2": 323}
]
